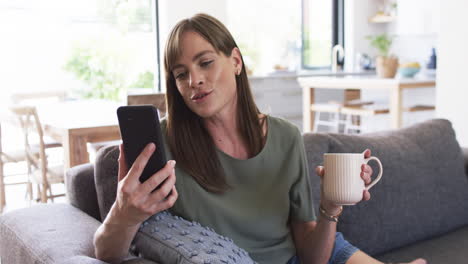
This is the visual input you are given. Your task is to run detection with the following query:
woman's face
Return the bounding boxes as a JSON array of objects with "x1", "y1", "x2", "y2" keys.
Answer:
[{"x1": 171, "y1": 31, "x2": 242, "y2": 119}]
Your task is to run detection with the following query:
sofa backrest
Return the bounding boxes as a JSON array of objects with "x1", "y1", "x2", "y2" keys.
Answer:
[
  {"x1": 93, "y1": 119, "x2": 468, "y2": 256},
  {"x1": 95, "y1": 145, "x2": 120, "y2": 221},
  {"x1": 303, "y1": 119, "x2": 468, "y2": 256}
]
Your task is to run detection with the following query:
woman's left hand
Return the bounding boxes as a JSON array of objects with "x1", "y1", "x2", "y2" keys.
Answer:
[
  {"x1": 316, "y1": 148, "x2": 374, "y2": 212},
  {"x1": 361, "y1": 149, "x2": 373, "y2": 201}
]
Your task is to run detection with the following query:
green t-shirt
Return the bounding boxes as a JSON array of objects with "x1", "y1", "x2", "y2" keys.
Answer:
[{"x1": 161, "y1": 116, "x2": 316, "y2": 264}]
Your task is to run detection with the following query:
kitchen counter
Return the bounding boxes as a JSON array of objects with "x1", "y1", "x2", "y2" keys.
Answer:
[
  {"x1": 248, "y1": 69, "x2": 376, "y2": 80},
  {"x1": 298, "y1": 75, "x2": 436, "y2": 131},
  {"x1": 298, "y1": 75, "x2": 436, "y2": 88}
]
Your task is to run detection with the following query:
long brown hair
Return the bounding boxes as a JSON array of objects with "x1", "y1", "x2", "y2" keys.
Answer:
[{"x1": 164, "y1": 13, "x2": 265, "y2": 193}]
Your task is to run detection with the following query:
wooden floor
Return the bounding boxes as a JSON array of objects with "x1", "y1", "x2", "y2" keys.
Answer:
[
  {"x1": 1, "y1": 150, "x2": 67, "y2": 214},
  {"x1": 2, "y1": 180, "x2": 64, "y2": 214},
  {"x1": 1, "y1": 179, "x2": 67, "y2": 214}
]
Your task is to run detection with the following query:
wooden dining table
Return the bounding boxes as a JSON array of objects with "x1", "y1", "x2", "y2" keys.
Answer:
[
  {"x1": 36, "y1": 100, "x2": 122, "y2": 169},
  {"x1": 297, "y1": 76, "x2": 436, "y2": 132}
]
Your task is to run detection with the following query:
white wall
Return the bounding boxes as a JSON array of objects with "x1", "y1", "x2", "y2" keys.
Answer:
[
  {"x1": 158, "y1": 0, "x2": 228, "y2": 90},
  {"x1": 436, "y1": 1, "x2": 468, "y2": 147},
  {"x1": 390, "y1": 0, "x2": 439, "y2": 66},
  {"x1": 344, "y1": 0, "x2": 382, "y2": 71},
  {"x1": 395, "y1": 0, "x2": 440, "y2": 36}
]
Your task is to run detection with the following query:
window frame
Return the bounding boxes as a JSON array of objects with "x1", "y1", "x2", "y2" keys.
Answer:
[
  {"x1": 153, "y1": 0, "x2": 161, "y2": 92},
  {"x1": 301, "y1": 0, "x2": 345, "y2": 70}
]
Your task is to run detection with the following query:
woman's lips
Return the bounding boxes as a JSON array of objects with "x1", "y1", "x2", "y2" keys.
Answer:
[{"x1": 191, "y1": 90, "x2": 213, "y2": 103}]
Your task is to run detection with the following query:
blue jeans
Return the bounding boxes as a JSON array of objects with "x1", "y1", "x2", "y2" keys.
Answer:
[{"x1": 287, "y1": 232, "x2": 359, "y2": 264}]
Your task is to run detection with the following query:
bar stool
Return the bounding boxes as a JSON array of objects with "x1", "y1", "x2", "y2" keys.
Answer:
[
  {"x1": 341, "y1": 104, "x2": 389, "y2": 134},
  {"x1": 341, "y1": 104, "x2": 435, "y2": 134},
  {"x1": 311, "y1": 100, "x2": 374, "y2": 133},
  {"x1": 310, "y1": 103, "x2": 342, "y2": 133}
]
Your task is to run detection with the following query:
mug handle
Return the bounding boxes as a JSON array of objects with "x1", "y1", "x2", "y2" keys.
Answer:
[{"x1": 364, "y1": 156, "x2": 383, "y2": 190}]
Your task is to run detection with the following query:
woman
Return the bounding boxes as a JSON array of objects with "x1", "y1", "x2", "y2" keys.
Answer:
[{"x1": 94, "y1": 13, "x2": 426, "y2": 264}]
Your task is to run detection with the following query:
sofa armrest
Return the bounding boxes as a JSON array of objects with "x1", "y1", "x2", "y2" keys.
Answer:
[
  {"x1": 122, "y1": 257, "x2": 159, "y2": 264},
  {"x1": 60, "y1": 256, "x2": 158, "y2": 264},
  {"x1": 462, "y1": 147, "x2": 468, "y2": 176},
  {"x1": 0, "y1": 204, "x2": 102, "y2": 264},
  {"x1": 66, "y1": 163, "x2": 101, "y2": 221},
  {"x1": 0, "y1": 204, "x2": 157, "y2": 264},
  {"x1": 61, "y1": 256, "x2": 109, "y2": 264}
]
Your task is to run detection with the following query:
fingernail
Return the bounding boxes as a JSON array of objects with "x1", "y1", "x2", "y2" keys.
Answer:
[
  {"x1": 169, "y1": 160, "x2": 176, "y2": 168},
  {"x1": 147, "y1": 143, "x2": 155, "y2": 151}
]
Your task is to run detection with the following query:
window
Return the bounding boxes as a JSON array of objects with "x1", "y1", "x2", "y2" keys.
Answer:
[
  {"x1": 302, "y1": 0, "x2": 344, "y2": 69},
  {"x1": 226, "y1": 0, "x2": 302, "y2": 75},
  {"x1": 0, "y1": 0, "x2": 160, "y2": 102},
  {"x1": 226, "y1": 0, "x2": 343, "y2": 75}
]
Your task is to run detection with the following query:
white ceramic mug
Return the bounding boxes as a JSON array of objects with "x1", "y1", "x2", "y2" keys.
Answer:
[{"x1": 323, "y1": 153, "x2": 383, "y2": 205}]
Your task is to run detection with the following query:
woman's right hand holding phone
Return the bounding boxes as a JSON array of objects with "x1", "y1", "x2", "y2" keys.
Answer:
[
  {"x1": 107, "y1": 142, "x2": 178, "y2": 227},
  {"x1": 94, "y1": 143, "x2": 177, "y2": 262}
]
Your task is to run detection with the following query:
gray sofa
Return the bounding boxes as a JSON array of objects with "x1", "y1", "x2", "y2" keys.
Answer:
[{"x1": 1, "y1": 119, "x2": 468, "y2": 264}]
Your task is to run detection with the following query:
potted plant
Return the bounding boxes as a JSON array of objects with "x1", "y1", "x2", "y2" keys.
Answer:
[{"x1": 366, "y1": 33, "x2": 398, "y2": 78}]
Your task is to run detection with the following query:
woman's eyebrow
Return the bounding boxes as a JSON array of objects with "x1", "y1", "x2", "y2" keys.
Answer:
[
  {"x1": 172, "y1": 50, "x2": 216, "y2": 71},
  {"x1": 192, "y1": 50, "x2": 215, "y2": 61}
]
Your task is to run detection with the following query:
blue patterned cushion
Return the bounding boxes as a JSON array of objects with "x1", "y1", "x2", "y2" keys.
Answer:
[{"x1": 133, "y1": 211, "x2": 256, "y2": 264}]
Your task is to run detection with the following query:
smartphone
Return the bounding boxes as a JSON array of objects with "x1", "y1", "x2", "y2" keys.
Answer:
[{"x1": 117, "y1": 105, "x2": 167, "y2": 184}]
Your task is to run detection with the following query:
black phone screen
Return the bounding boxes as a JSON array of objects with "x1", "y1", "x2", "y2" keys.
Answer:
[{"x1": 117, "y1": 105, "x2": 167, "y2": 183}]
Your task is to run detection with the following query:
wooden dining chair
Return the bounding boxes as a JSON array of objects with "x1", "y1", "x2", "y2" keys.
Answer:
[
  {"x1": 127, "y1": 93, "x2": 167, "y2": 117},
  {"x1": 10, "y1": 91, "x2": 67, "y2": 149},
  {"x1": 0, "y1": 142, "x2": 39, "y2": 209},
  {"x1": 9, "y1": 106, "x2": 65, "y2": 203},
  {"x1": 0, "y1": 117, "x2": 46, "y2": 212}
]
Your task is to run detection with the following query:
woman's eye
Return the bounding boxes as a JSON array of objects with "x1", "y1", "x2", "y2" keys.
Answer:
[
  {"x1": 200, "y1": 60, "x2": 213, "y2": 67},
  {"x1": 175, "y1": 72, "x2": 187, "y2": 80}
]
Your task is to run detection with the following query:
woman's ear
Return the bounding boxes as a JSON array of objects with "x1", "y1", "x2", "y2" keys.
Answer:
[{"x1": 231, "y1": 47, "x2": 243, "y2": 75}]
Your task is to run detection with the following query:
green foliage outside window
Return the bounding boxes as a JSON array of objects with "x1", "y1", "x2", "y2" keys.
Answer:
[
  {"x1": 97, "y1": 0, "x2": 153, "y2": 33},
  {"x1": 302, "y1": 28, "x2": 331, "y2": 68},
  {"x1": 65, "y1": 38, "x2": 126, "y2": 101},
  {"x1": 64, "y1": 0, "x2": 155, "y2": 101},
  {"x1": 64, "y1": 35, "x2": 153, "y2": 101},
  {"x1": 129, "y1": 71, "x2": 154, "y2": 89}
]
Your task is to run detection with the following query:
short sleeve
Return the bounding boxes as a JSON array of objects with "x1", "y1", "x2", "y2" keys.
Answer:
[{"x1": 289, "y1": 128, "x2": 316, "y2": 222}]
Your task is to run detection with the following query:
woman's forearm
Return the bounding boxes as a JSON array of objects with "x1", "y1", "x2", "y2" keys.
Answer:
[
  {"x1": 300, "y1": 216, "x2": 337, "y2": 264},
  {"x1": 93, "y1": 206, "x2": 140, "y2": 264}
]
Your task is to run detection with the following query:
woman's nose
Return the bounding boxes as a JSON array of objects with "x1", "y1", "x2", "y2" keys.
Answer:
[{"x1": 189, "y1": 70, "x2": 204, "y2": 88}]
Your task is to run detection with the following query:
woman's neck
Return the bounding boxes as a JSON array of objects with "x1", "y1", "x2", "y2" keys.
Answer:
[
  {"x1": 204, "y1": 111, "x2": 250, "y2": 159},
  {"x1": 203, "y1": 113, "x2": 268, "y2": 160}
]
